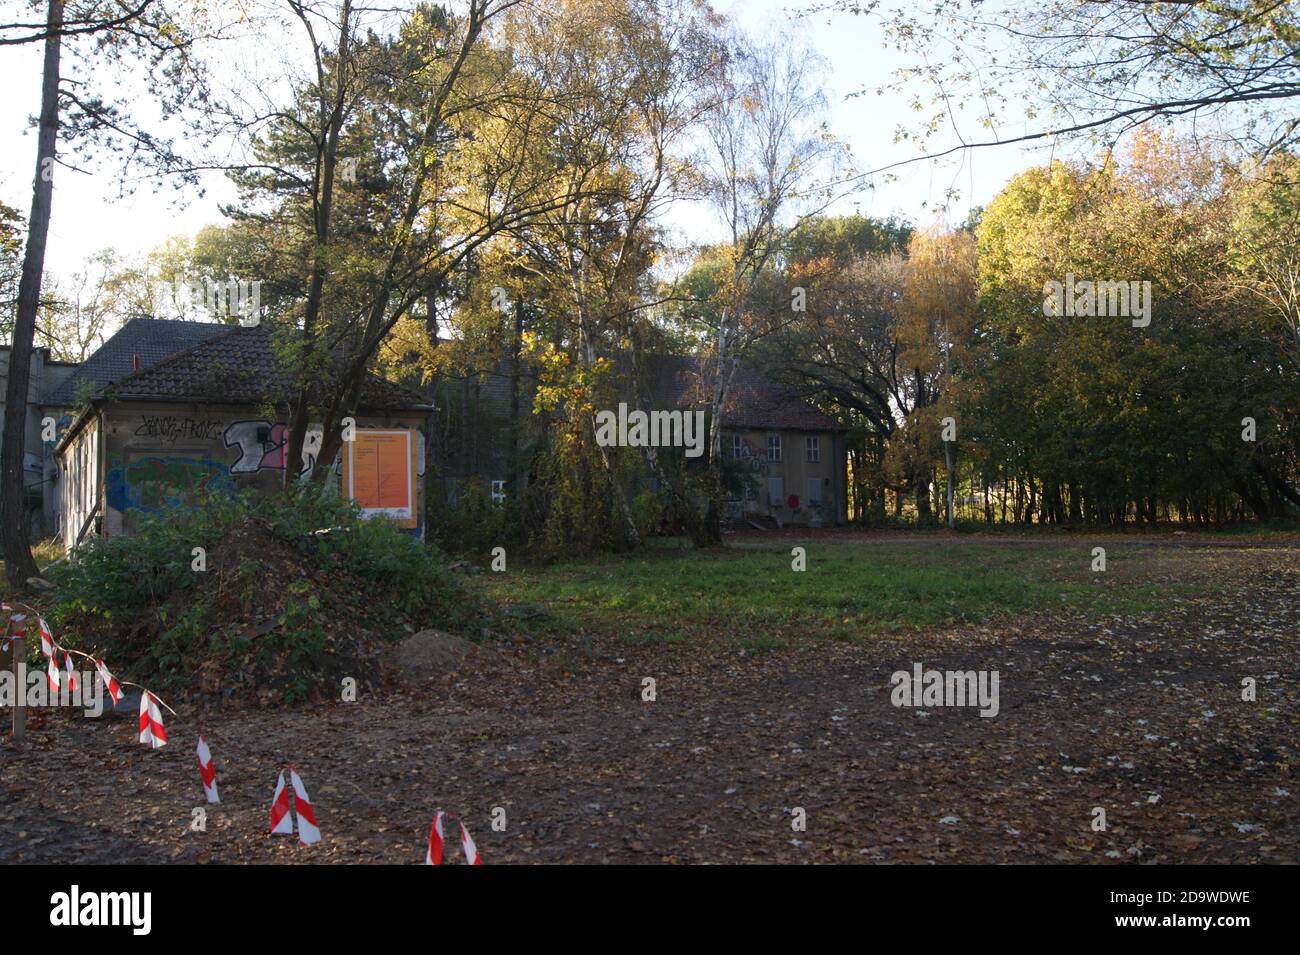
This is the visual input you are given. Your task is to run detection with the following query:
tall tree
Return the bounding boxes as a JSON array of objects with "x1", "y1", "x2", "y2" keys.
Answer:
[
  {"x1": 690, "y1": 28, "x2": 844, "y2": 542},
  {"x1": 2, "y1": 0, "x2": 62, "y2": 585},
  {"x1": 1, "y1": 0, "x2": 209, "y2": 586}
]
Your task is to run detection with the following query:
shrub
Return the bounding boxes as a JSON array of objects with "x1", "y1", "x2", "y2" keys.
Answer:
[{"x1": 39, "y1": 486, "x2": 483, "y2": 703}]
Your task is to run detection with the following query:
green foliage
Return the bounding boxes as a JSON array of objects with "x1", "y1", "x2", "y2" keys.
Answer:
[
  {"x1": 970, "y1": 134, "x2": 1299, "y2": 525},
  {"x1": 631, "y1": 489, "x2": 665, "y2": 538},
  {"x1": 40, "y1": 487, "x2": 478, "y2": 702},
  {"x1": 428, "y1": 477, "x2": 516, "y2": 558}
]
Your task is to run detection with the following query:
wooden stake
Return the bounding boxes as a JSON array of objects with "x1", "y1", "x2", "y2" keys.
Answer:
[{"x1": 10, "y1": 631, "x2": 24, "y2": 743}]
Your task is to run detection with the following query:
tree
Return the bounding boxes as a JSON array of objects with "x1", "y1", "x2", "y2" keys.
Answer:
[
  {"x1": 971, "y1": 131, "x2": 1298, "y2": 525},
  {"x1": 689, "y1": 28, "x2": 845, "y2": 542},
  {"x1": 3, "y1": 0, "x2": 63, "y2": 585},
  {"x1": 36, "y1": 249, "x2": 126, "y2": 360},
  {"x1": 828, "y1": 0, "x2": 1300, "y2": 172},
  {"x1": 1227, "y1": 151, "x2": 1300, "y2": 372},
  {"x1": 215, "y1": 1, "x2": 618, "y2": 492},
  {"x1": 0, "y1": 201, "x2": 24, "y2": 324},
  {"x1": 503, "y1": 0, "x2": 721, "y2": 546},
  {"x1": 894, "y1": 225, "x2": 977, "y2": 527},
  {"x1": 770, "y1": 222, "x2": 974, "y2": 526},
  {"x1": 1, "y1": 0, "x2": 209, "y2": 586}
]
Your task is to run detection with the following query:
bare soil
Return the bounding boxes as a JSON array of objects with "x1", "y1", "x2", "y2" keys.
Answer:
[{"x1": 1, "y1": 545, "x2": 1295, "y2": 864}]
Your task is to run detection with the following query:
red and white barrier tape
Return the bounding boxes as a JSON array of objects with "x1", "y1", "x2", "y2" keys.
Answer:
[
  {"x1": 426, "y1": 811, "x2": 481, "y2": 865},
  {"x1": 289, "y1": 770, "x2": 320, "y2": 845},
  {"x1": 94, "y1": 658, "x2": 122, "y2": 705},
  {"x1": 138, "y1": 691, "x2": 168, "y2": 749},
  {"x1": 196, "y1": 736, "x2": 219, "y2": 804},
  {"x1": 2, "y1": 612, "x2": 27, "y2": 654},
  {"x1": 38, "y1": 616, "x2": 54, "y2": 659},
  {"x1": 62, "y1": 652, "x2": 77, "y2": 695},
  {"x1": 270, "y1": 771, "x2": 292, "y2": 835},
  {"x1": 269, "y1": 769, "x2": 320, "y2": 845}
]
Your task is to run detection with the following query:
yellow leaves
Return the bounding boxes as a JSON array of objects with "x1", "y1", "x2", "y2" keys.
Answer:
[{"x1": 373, "y1": 315, "x2": 442, "y2": 385}]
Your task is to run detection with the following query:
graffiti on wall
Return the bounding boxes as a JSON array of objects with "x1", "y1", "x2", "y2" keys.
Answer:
[
  {"x1": 222, "y1": 421, "x2": 425, "y2": 478},
  {"x1": 735, "y1": 438, "x2": 769, "y2": 475},
  {"x1": 107, "y1": 418, "x2": 427, "y2": 527},
  {"x1": 133, "y1": 416, "x2": 225, "y2": 444},
  {"x1": 223, "y1": 420, "x2": 324, "y2": 477},
  {"x1": 106, "y1": 456, "x2": 236, "y2": 516}
]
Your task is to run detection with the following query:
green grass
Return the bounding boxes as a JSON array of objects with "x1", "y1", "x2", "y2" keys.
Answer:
[
  {"x1": 32, "y1": 538, "x2": 64, "y2": 566},
  {"x1": 0, "y1": 538, "x2": 65, "y2": 586},
  {"x1": 479, "y1": 537, "x2": 1226, "y2": 645}
]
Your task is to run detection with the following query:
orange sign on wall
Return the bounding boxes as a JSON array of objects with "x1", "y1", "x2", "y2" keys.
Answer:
[{"x1": 343, "y1": 429, "x2": 416, "y2": 527}]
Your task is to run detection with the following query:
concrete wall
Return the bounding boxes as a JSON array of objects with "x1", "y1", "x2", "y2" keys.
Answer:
[{"x1": 61, "y1": 401, "x2": 428, "y2": 547}]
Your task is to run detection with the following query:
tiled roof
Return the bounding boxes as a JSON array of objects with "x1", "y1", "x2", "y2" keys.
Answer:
[
  {"x1": 621, "y1": 353, "x2": 846, "y2": 432},
  {"x1": 42, "y1": 317, "x2": 230, "y2": 406},
  {"x1": 98, "y1": 323, "x2": 431, "y2": 412}
]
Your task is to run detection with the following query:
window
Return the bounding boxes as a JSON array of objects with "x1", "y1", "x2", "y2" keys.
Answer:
[
  {"x1": 490, "y1": 480, "x2": 506, "y2": 504},
  {"x1": 730, "y1": 433, "x2": 743, "y2": 459},
  {"x1": 807, "y1": 477, "x2": 822, "y2": 507},
  {"x1": 806, "y1": 436, "x2": 820, "y2": 463},
  {"x1": 767, "y1": 433, "x2": 782, "y2": 462},
  {"x1": 768, "y1": 476, "x2": 784, "y2": 506}
]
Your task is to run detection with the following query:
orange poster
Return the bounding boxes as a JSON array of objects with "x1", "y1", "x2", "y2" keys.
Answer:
[{"x1": 344, "y1": 430, "x2": 415, "y2": 525}]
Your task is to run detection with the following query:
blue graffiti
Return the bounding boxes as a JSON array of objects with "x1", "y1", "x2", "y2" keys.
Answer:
[{"x1": 107, "y1": 457, "x2": 236, "y2": 516}]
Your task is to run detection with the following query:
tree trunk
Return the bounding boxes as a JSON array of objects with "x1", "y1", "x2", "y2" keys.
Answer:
[
  {"x1": 2, "y1": 0, "x2": 62, "y2": 587},
  {"x1": 914, "y1": 475, "x2": 931, "y2": 526},
  {"x1": 943, "y1": 439, "x2": 955, "y2": 528},
  {"x1": 284, "y1": 0, "x2": 353, "y2": 488},
  {"x1": 424, "y1": 288, "x2": 441, "y2": 500},
  {"x1": 508, "y1": 292, "x2": 523, "y2": 496}
]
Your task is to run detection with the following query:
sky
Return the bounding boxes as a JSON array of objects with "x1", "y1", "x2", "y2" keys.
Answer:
[{"x1": 0, "y1": 0, "x2": 1047, "y2": 285}]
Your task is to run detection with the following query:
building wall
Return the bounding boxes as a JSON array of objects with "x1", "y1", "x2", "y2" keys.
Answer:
[
  {"x1": 725, "y1": 427, "x2": 846, "y2": 526},
  {"x1": 58, "y1": 411, "x2": 101, "y2": 551},
  {"x1": 61, "y1": 401, "x2": 428, "y2": 548},
  {"x1": 431, "y1": 364, "x2": 539, "y2": 506},
  {"x1": 0, "y1": 346, "x2": 79, "y2": 537}
]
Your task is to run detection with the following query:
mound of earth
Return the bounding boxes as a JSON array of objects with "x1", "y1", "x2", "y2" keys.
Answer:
[
  {"x1": 47, "y1": 517, "x2": 481, "y2": 706},
  {"x1": 387, "y1": 628, "x2": 503, "y2": 680}
]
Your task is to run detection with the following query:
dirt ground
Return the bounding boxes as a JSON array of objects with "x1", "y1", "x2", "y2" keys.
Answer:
[{"x1": 1, "y1": 541, "x2": 1296, "y2": 864}]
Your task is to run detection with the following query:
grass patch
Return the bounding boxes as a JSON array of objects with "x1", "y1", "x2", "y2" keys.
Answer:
[{"x1": 480, "y1": 537, "x2": 1227, "y2": 645}]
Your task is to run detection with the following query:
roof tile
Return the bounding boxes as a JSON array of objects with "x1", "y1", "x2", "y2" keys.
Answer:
[{"x1": 100, "y1": 323, "x2": 430, "y2": 412}]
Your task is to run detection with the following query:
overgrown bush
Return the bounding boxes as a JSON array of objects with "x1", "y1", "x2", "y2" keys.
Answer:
[
  {"x1": 632, "y1": 489, "x2": 666, "y2": 538},
  {"x1": 427, "y1": 477, "x2": 518, "y2": 557},
  {"x1": 39, "y1": 486, "x2": 483, "y2": 703}
]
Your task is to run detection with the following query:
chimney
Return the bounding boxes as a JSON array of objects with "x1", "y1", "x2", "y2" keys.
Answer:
[{"x1": 132, "y1": 354, "x2": 140, "y2": 372}]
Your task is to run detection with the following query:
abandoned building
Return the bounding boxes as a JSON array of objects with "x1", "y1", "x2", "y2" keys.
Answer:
[
  {"x1": 0, "y1": 343, "x2": 78, "y2": 537},
  {"x1": 53, "y1": 320, "x2": 432, "y2": 550},
  {"x1": 637, "y1": 354, "x2": 849, "y2": 527},
  {"x1": 436, "y1": 352, "x2": 849, "y2": 527},
  {"x1": 9, "y1": 315, "x2": 848, "y2": 548}
]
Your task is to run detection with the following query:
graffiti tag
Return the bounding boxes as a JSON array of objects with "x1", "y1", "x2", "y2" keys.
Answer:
[{"x1": 134, "y1": 416, "x2": 225, "y2": 444}]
